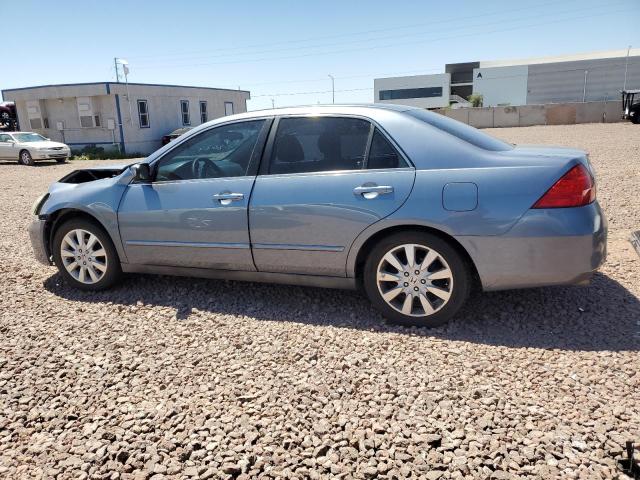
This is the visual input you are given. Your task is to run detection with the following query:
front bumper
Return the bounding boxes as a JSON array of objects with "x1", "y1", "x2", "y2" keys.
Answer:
[
  {"x1": 35, "y1": 153, "x2": 70, "y2": 160},
  {"x1": 458, "y1": 202, "x2": 607, "y2": 291},
  {"x1": 28, "y1": 218, "x2": 51, "y2": 265},
  {"x1": 31, "y1": 150, "x2": 71, "y2": 160}
]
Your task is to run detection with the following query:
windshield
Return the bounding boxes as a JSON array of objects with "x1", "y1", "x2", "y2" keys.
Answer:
[
  {"x1": 13, "y1": 133, "x2": 47, "y2": 143},
  {"x1": 406, "y1": 109, "x2": 513, "y2": 151}
]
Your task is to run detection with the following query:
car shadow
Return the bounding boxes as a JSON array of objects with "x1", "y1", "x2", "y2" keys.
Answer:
[{"x1": 43, "y1": 271, "x2": 639, "y2": 352}]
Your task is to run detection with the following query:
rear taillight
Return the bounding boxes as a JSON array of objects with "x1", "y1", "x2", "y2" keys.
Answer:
[{"x1": 532, "y1": 164, "x2": 596, "y2": 209}]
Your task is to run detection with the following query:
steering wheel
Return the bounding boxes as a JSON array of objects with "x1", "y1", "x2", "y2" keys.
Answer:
[{"x1": 191, "y1": 157, "x2": 224, "y2": 179}]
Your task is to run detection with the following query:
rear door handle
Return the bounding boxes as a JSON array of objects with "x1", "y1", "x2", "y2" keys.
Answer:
[
  {"x1": 353, "y1": 185, "x2": 394, "y2": 199},
  {"x1": 213, "y1": 192, "x2": 244, "y2": 205}
]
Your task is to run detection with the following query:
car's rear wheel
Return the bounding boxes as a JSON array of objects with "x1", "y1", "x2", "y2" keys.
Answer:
[
  {"x1": 19, "y1": 150, "x2": 34, "y2": 166},
  {"x1": 363, "y1": 232, "x2": 470, "y2": 327},
  {"x1": 52, "y1": 218, "x2": 121, "y2": 291}
]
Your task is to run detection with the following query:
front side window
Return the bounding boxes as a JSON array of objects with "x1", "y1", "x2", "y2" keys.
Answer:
[
  {"x1": 269, "y1": 116, "x2": 371, "y2": 175},
  {"x1": 137, "y1": 100, "x2": 149, "y2": 128},
  {"x1": 200, "y1": 101, "x2": 208, "y2": 123},
  {"x1": 0, "y1": 134, "x2": 12, "y2": 142},
  {"x1": 180, "y1": 100, "x2": 190, "y2": 126},
  {"x1": 155, "y1": 120, "x2": 265, "y2": 181},
  {"x1": 367, "y1": 129, "x2": 408, "y2": 169}
]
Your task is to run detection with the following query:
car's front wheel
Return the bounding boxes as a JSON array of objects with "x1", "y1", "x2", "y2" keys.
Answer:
[
  {"x1": 56, "y1": 158, "x2": 67, "y2": 164},
  {"x1": 52, "y1": 218, "x2": 121, "y2": 290},
  {"x1": 19, "y1": 150, "x2": 34, "y2": 166},
  {"x1": 363, "y1": 232, "x2": 470, "y2": 327}
]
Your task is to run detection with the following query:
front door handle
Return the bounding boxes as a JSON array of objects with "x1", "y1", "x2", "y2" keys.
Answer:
[
  {"x1": 353, "y1": 185, "x2": 394, "y2": 199},
  {"x1": 213, "y1": 192, "x2": 244, "y2": 205}
]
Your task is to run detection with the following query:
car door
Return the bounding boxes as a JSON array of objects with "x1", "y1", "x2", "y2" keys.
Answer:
[
  {"x1": 118, "y1": 118, "x2": 270, "y2": 270},
  {"x1": 0, "y1": 134, "x2": 14, "y2": 159},
  {"x1": 249, "y1": 115, "x2": 415, "y2": 277}
]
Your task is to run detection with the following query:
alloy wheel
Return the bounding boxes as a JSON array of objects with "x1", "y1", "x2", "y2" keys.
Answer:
[
  {"x1": 376, "y1": 243, "x2": 454, "y2": 317},
  {"x1": 60, "y1": 229, "x2": 108, "y2": 284}
]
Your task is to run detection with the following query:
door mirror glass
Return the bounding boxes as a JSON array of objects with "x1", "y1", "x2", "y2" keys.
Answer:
[{"x1": 132, "y1": 163, "x2": 151, "y2": 182}]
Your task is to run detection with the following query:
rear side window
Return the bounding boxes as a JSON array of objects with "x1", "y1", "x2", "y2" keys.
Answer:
[
  {"x1": 367, "y1": 129, "x2": 408, "y2": 169},
  {"x1": 407, "y1": 109, "x2": 512, "y2": 151},
  {"x1": 269, "y1": 117, "x2": 370, "y2": 174}
]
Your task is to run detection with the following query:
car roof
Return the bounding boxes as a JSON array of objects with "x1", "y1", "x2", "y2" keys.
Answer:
[
  {"x1": 169, "y1": 127, "x2": 192, "y2": 135},
  {"x1": 199, "y1": 104, "x2": 426, "y2": 133},
  {"x1": 224, "y1": 103, "x2": 418, "y2": 122}
]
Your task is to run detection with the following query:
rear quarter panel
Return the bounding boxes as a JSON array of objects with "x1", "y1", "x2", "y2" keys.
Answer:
[{"x1": 346, "y1": 113, "x2": 590, "y2": 278}]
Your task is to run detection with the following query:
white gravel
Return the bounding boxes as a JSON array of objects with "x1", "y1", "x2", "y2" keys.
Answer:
[{"x1": 0, "y1": 123, "x2": 639, "y2": 479}]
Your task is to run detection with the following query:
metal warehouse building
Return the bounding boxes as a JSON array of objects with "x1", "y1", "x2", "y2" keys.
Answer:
[
  {"x1": 375, "y1": 48, "x2": 640, "y2": 108},
  {"x1": 1, "y1": 82, "x2": 251, "y2": 154}
]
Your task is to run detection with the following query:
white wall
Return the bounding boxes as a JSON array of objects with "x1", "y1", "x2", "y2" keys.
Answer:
[
  {"x1": 4, "y1": 83, "x2": 251, "y2": 155},
  {"x1": 472, "y1": 65, "x2": 529, "y2": 107},
  {"x1": 374, "y1": 74, "x2": 450, "y2": 108},
  {"x1": 110, "y1": 84, "x2": 250, "y2": 154}
]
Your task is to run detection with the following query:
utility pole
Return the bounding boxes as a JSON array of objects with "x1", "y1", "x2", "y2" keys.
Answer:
[
  {"x1": 271, "y1": 98, "x2": 275, "y2": 109},
  {"x1": 623, "y1": 45, "x2": 631, "y2": 91},
  {"x1": 115, "y1": 58, "x2": 133, "y2": 124},
  {"x1": 114, "y1": 57, "x2": 120, "y2": 83},
  {"x1": 582, "y1": 70, "x2": 588, "y2": 102},
  {"x1": 328, "y1": 74, "x2": 335, "y2": 104}
]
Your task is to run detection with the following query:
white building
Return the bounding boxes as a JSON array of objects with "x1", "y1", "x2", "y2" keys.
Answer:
[
  {"x1": 1, "y1": 82, "x2": 251, "y2": 154},
  {"x1": 374, "y1": 48, "x2": 640, "y2": 108}
]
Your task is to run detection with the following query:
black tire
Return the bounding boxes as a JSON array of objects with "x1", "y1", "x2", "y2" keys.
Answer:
[
  {"x1": 19, "y1": 150, "x2": 34, "y2": 166},
  {"x1": 363, "y1": 231, "x2": 470, "y2": 328},
  {"x1": 55, "y1": 158, "x2": 67, "y2": 164},
  {"x1": 52, "y1": 218, "x2": 122, "y2": 291},
  {"x1": 631, "y1": 113, "x2": 640, "y2": 124}
]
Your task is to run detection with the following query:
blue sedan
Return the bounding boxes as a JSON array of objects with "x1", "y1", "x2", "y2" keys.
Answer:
[{"x1": 28, "y1": 105, "x2": 607, "y2": 327}]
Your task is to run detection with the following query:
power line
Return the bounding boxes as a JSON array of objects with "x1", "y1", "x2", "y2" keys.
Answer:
[
  {"x1": 132, "y1": 7, "x2": 633, "y2": 70},
  {"x1": 133, "y1": 0, "x2": 600, "y2": 65},
  {"x1": 252, "y1": 87, "x2": 373, "y2": 98},
  {"x1": 126, "y1": 0, "x2": 588, "y2": 61},
  {"x1": 248, "y1": 60, "x2": 638, "y2": 99},
  {"x1": 215, "y1": 66, "x2": 444, "y2": 90}
]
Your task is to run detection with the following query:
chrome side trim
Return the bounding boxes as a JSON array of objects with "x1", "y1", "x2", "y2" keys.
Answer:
[
  {"x1": 252, "y1": 243, "x2": 344, "y2": 252},
  {"x1": 121, "y1": 264, "x2": 357, "y2": 290},
  {"x1": 125, "y1": 240, "x2": 250, "y2": 249}
]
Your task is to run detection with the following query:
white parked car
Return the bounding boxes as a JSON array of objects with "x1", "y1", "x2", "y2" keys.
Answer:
[{"x1": 0, "y1": 132, "x2": 71, "y2": 165}]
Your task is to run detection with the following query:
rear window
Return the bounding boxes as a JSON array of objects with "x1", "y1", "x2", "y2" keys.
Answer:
[{"x1": 406, "y1": 109, "x2": 513, "y2": 152}]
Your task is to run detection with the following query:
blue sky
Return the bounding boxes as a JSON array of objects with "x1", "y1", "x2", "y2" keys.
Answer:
[{"x1": 2, "y1": 0, "x2": 639, "y2": 110}]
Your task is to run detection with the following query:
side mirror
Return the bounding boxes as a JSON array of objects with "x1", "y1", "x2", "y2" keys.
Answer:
[{"x1": 131, "y1": 163, "x2": 151, "y2": 182}]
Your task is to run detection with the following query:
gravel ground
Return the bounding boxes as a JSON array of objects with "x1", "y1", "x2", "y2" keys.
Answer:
[{"x1": 0, "y1": 123, "x2": 639, "y2": 479}]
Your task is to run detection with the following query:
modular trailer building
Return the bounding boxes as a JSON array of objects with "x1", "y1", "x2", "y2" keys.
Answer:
[
  {"x1": 375, "y1": 48, "x2": 640, "y2": 108},
  {"x1": 1, "y1": 82, "x2": 251, "y2": 155}
]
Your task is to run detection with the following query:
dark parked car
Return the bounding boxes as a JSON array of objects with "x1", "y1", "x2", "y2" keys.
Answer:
[
  {"x1": 0, "y1": 102, "x2": 17, "y2": 129},
  {"x1": 622, "y1": 89, "x2": 640, "y2": 124},
  {"x1": 161, "y1": 127, "x2": 192, "y2": 146}
]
